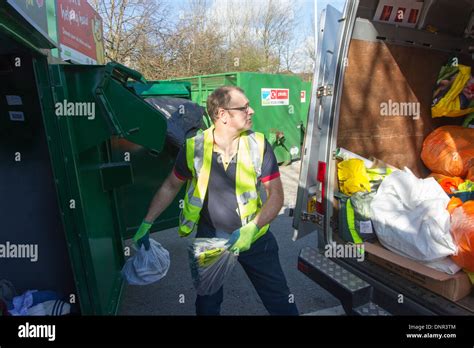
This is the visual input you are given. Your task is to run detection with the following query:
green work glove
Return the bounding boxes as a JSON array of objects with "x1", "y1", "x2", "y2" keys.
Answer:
[
  {"x1": 133, "y1": 220, "x2": 152, "y2": 250},
  {"x1": 229, "y1": 222, "x2": 259, "y2": 254}
]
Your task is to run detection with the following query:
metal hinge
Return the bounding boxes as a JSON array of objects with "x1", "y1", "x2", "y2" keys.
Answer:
[{"x1": 316, "y1": 85, "x2": 332, "y2": 98}]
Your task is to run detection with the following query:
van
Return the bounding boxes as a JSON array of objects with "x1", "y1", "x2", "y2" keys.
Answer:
[{"x1": 293, "y1": 0, "x2": 474, "y2": 315}]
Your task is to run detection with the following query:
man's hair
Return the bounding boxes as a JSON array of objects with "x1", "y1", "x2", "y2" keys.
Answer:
[{"x1": 206, "y1": 86, "x2": 244, "y2": 122}]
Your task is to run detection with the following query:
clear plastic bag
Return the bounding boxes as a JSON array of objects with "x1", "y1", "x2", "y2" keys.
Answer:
[
  {"x1": 121, "y1": 239, "x2": 170, "y2": 285},
  {"x1": 188, "y1": 238, "x2": 238, "y2": 296}
]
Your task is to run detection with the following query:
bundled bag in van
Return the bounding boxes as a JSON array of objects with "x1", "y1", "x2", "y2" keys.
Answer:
[
  {"x1": 421, "y1": 126, "x2": 474, "y2": 178},
  {"x1": 370, "y1": 168, "x2": 457, "y2": 262},
  {"x1": 337, "y1": 159, "x2": 371, "y2": 196},
  {"x1": 431, "y1": 59, "x2": 474, "y2": 118},
  {"x1": 346, "y1": 191, "x2": 377, "y2": 242}
]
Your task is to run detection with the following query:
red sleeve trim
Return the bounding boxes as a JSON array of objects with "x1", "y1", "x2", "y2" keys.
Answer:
[
  {"x1": 173, "y1": 167, "x2": 187, "y2": 181},
  {"x1": 260, "y1": 172, "x2": 280, "y2": 183}
]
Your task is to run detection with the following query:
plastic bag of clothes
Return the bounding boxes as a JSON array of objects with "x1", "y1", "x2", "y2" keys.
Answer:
[
  {"x1": 370, "y1": 168, "x2": 457, "y2": 262},
  {"x1": 144, "y1": 97, "x2": 205, "y2": 148},
  {"x1": 346, "y1": 191, "x2": 377, "y2": 242},
  {"x1": 431, "y1": 60, "x2": 474, "y2": 118},
  {"x1": 421, "y1": 126, "x2": 474, "y2": 178},
  {"x1": 8, "y1": 290, "x2": 71, "y2": 316},
  {"x1": 448, "y1": 198, "x2": 474, "y2": 272},
  {"x1": 188, "y1": 238, "x2": 238, "y2": 296},
  {"x1": 121, "y1": 239, "x2": 170, "y2": 285}
]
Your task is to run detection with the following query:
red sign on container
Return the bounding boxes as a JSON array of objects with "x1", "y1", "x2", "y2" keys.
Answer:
[{"x1": 57, "y1": 0, "x2": 104, "y2": 64}]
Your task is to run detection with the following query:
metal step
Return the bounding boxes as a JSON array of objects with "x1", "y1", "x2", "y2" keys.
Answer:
[
  {"x1": 354, "y1": 301, "x2": 391, "y2": 316},
  {"x1": 298, "y1": 246, "x2": 374, "y2": 313}
]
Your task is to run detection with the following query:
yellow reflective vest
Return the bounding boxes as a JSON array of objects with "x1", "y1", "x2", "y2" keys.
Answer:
[{"x1": 178, "y1": 126, "x2": 270, "y2": 242}]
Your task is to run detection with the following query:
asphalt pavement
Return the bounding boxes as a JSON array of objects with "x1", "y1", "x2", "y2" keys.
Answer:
[{"x1": 118, "y1": 160, "x2": 341, "y2": 315}]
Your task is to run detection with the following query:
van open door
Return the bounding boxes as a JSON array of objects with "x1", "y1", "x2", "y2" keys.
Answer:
[{"x1": 293, "y1": 0, "x2": 359, "y2": 244}]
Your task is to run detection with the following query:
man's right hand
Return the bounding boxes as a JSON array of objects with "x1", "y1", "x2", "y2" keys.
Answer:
[{"x1": 133, "y1": 220, "x2": 153, "y2": 250}]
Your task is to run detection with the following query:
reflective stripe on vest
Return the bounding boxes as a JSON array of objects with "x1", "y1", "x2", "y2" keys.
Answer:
[{"x1": 178, "y1": 126, "x2": 269, "y2": 241}]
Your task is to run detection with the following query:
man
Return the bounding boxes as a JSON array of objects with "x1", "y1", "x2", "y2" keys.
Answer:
[{"x1": 132, "y1": 86, "x2": 299, "y2": 316}]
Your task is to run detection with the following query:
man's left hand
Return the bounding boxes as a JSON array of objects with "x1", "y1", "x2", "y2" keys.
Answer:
[{"x1": 229, "y1": 222, "x2": 259, "y2": 253}]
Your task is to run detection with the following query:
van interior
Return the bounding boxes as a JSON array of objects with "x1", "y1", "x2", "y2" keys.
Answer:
[{"x1": 331, "y1": 0, "x2": 474, "y2": 313}]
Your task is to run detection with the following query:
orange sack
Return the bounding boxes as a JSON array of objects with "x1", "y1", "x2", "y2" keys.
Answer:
[
  {"x1": 428, "y1": 173, "x2": 451, "y2": 181},
  {"x1": 447, "y1": 197, "x2": 463, "y2": 214},
  {"x1": 450, "y1": 200, "x2": 474, "y2": 272},
  {"x1": 421, "y1": 126, "x2": 474, "y2": 178},
  {"x1": 439, "y1": 177, "x2": 465, "y2": 194}
]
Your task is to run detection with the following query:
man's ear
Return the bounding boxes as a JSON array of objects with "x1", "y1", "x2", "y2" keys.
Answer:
[{"x1": 218, "y1": 108, "x2": 228, "y2": 124}]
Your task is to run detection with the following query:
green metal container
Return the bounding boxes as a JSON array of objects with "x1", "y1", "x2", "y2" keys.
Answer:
[
  {"x1": 0, "y1": 2, "x2": 184, "y2": 315},
  {"x1": 128, "y1": 80, "x2": 192, "y2": 99},
  {"x1": 170, "y1": 72, "x2": 307, "y2": 164}
]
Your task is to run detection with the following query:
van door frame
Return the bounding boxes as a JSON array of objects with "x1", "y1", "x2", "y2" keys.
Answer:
[{"x1": 293, "y1": 0, "x2": 359, "y2": 248}]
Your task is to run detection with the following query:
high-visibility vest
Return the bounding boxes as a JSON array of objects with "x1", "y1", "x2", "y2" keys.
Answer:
[{"x1": 178, "y1": 126, "x2": 270, "y2": 242}]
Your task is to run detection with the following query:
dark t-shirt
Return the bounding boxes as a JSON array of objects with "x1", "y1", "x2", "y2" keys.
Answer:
[{"x1": 174, "y1": 138, "x2": 280, "y2": 234}]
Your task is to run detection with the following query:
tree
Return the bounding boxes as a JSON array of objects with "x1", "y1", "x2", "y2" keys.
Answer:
[
  {"x1": 88, "y1": 0, "x2": 313, "y2": 79},
  {"x1": 89, "y1": 0, "x2": 170, "y2": 77}
]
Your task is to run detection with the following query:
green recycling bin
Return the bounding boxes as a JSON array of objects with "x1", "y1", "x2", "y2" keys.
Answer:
[
  {"x1": 170, "y1": 72, "x2": 308, "y2": 164},
  {"x1": 0, "y1": 2, "x2": 189, "y2": 315},
  {"x1": 128, "y1": 80, "x2": 192, "y2": 99}
]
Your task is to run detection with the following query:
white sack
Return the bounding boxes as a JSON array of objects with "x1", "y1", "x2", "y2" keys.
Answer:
[{"x1": 370, "y1": 168, "x2": 456, "y2": 262}]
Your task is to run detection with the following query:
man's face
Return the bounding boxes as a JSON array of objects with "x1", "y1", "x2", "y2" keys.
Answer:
[{"x1": 220, "y1": 90, "x2": 255, "y2": 132}]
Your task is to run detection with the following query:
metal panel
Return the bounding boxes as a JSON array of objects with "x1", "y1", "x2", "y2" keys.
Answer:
[
  {"x1": 0, "y1": 53, "x2": 76, "y2": 303},
  {"x1": 128, "y1": 81, "x2": 191, "y2": 98},
  {"x1": 0, "y1": 1, "x2": 56, "y2": 52},
  {"x1": 240, "y1": 72, "x2": 303, "y2": 164},
  {"x1": 35, "y1": 62, "x2": 180, "y2": 314},
  {"x1": 43, "y1": 64, "x2": 127, "y2": 315},
  {"x1": 298, "y1": 247, "x2": 372, "y2": 313},
  {"x1": 352, "y1": 18, "x2": 473, "y2": 55},
  {"x1": 109, "y1": 138, "x2": 185, "y2": 239},
  {"x1": 293, "y1": 1, "x2": 359, "y2": 242},
  {"x1": 354, "y1": 302, "x2": 391, "y2": 316}
]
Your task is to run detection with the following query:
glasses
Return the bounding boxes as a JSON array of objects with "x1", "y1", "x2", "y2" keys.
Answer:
[{"x1": 223, "y1": 104, "x2": 250, "y2": 114}]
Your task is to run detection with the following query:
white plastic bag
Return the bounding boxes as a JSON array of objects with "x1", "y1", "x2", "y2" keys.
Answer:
[
  {"x1": 188, "y1": 238, "x2": 238, "y2": 296},
  {"x1": 121, "y1": 239, "x2": 170, "y2": 285},
  {"x1": 424, "y1": 258, "x2": 461, "y2": 275},
  {"x1": 370, "y1": 168, "x2": 457, "y2": 262}
]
